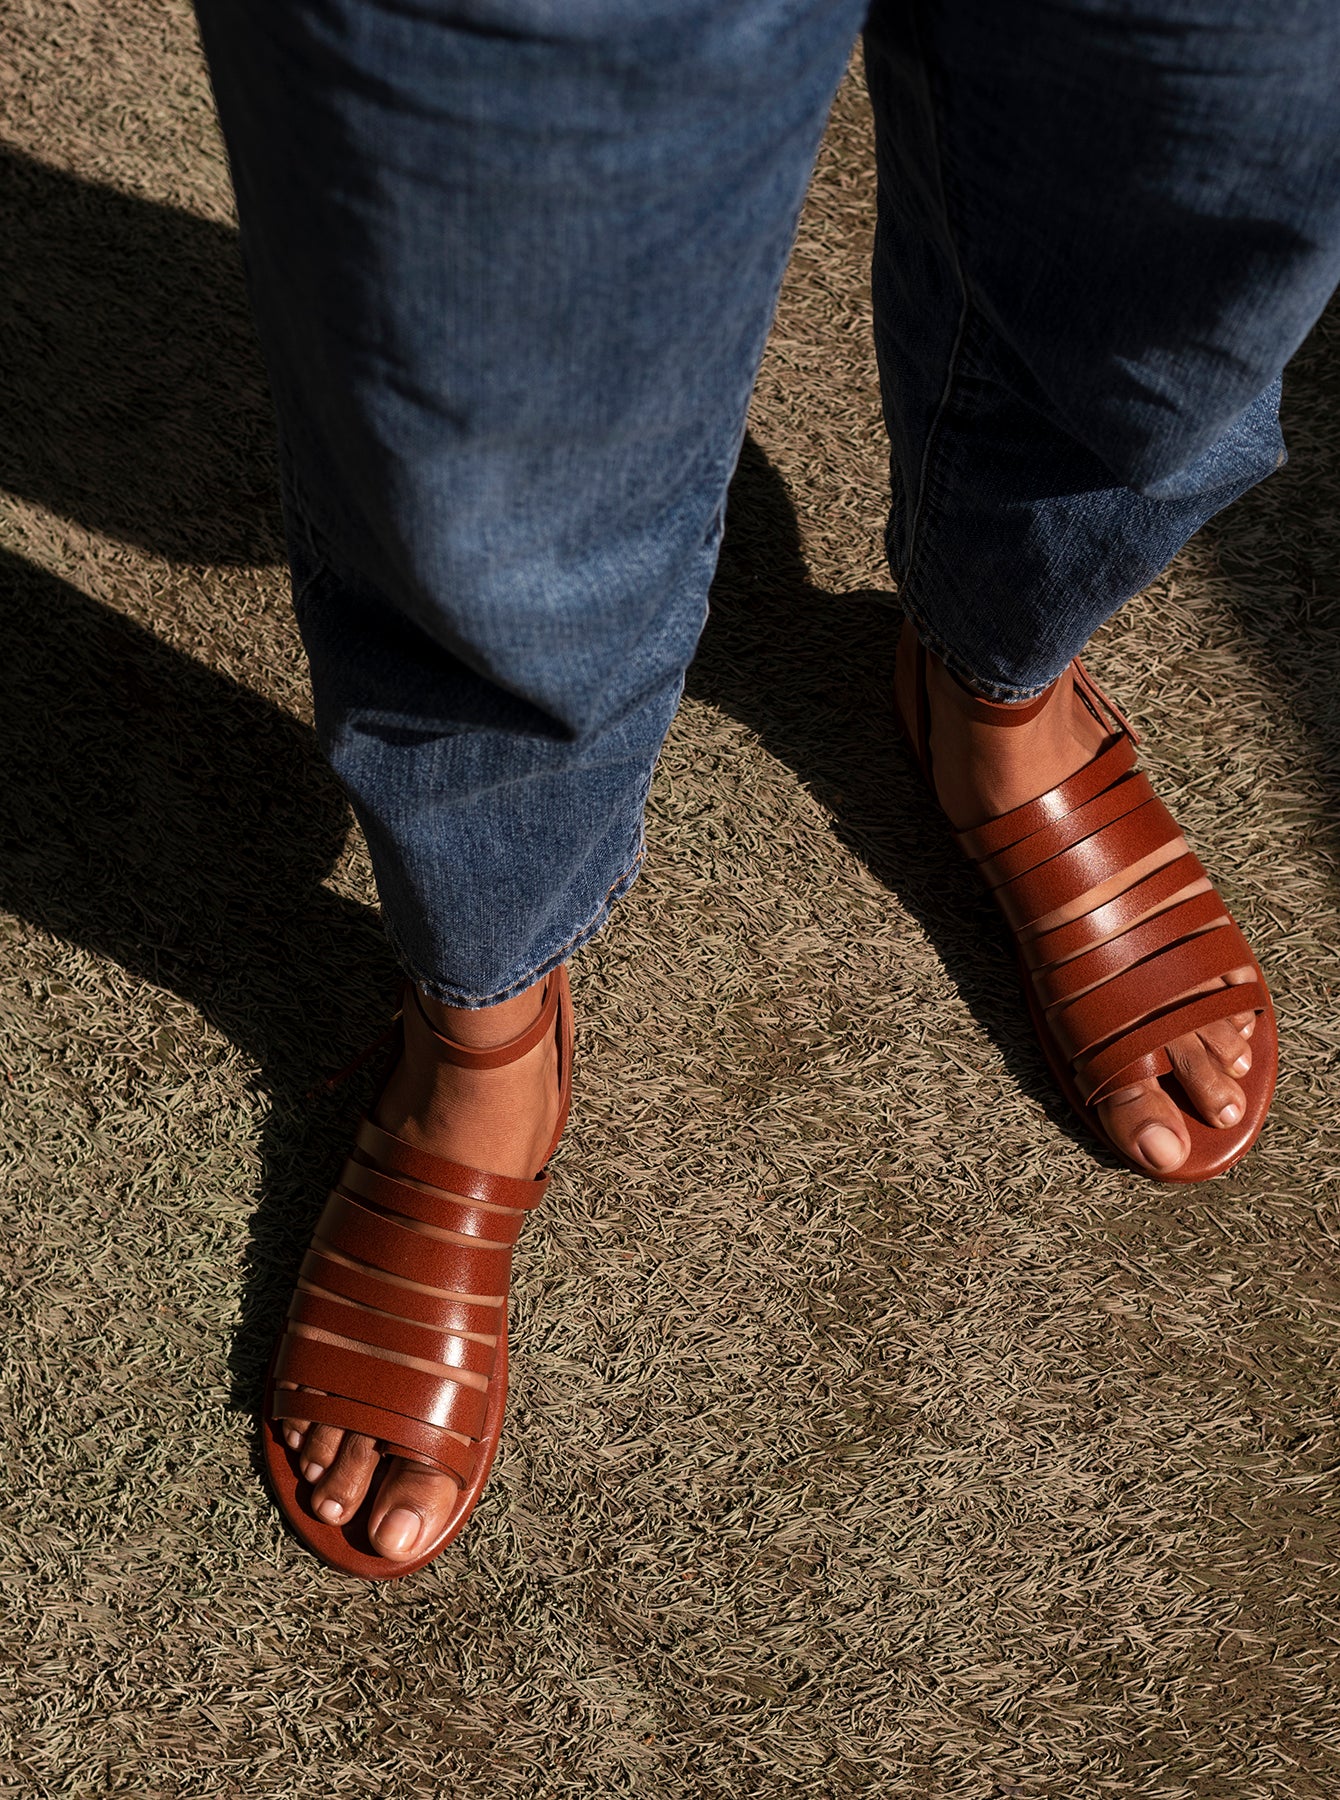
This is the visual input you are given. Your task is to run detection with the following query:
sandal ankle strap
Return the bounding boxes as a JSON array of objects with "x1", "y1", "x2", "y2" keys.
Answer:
[
  {"x1": 408, "y1": 972, "x2": 561, "y2": 1070},
  {"x1": 929, "y1": 637, "x2": 1141, "y2": 743}
]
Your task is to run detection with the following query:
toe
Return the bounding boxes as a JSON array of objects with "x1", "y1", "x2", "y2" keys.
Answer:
[
  {"x1": 1206, "y1": 967, "x2": 1259, "y2": 1056},
  {"x1": 1168, "y1": 1027, "x2": 1246, "y2": 1128},
  {"x1": 1198, "y1": 1012, "x2": 1252, "y2": 1080},
  {"x1": 1223, "y1": 965, "x2": 1258, "y2": 1038},
  {"x1": 1098, "y1": 1078, "x2": 1191, "y2": 1174},
  {"x1": 275, "y1": 1382, "x2": 314, "y2": 1452},
  {"x1": 310, "y1": 1431, "x2": 382, "y2": 1526},
  {"x1": 299, "y1": 1420, "x2": 347, "y2": 1486},
  {"x1": 368, "y1": 1458, "x2": 461, "y2": 1562}
]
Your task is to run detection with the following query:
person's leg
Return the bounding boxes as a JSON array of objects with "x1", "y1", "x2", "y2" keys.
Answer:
[
  {"x1": 866, "y1": 0, "x2": 1340, "y2": 1173},
  {"x1": 194, "y1": 0, "x2": 865, "y2": 1561}
]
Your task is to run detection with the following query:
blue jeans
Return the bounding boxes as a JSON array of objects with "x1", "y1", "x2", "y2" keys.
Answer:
[{"x1": 195, "y1": 0, "x2": 1340, "y2": 1006}]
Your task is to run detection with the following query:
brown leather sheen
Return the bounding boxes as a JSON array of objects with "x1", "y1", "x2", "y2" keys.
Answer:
[
  {"x1": 298, "y1": 1247, "x2": 504, "y2": 1336},
  {"x1": 287, "y1": 1290, "x2": 499, "y2": 1376},
  {"x1": 269, "y1": 1390, "x2": 477, "y2": 1485},
  {"x1": 409, "y1": 972, "x2": 561, "y2": 1070},
  {"x1": 314, "y1": 1192, "x2": 513, "y2": 1293},
  {"x1": 1077, "y1": 978, "x2": 1267, "y2": 1104},
  {"x1": 1051, "y1": 919, "x2": 1253, "y2": 1063},
  {"x1": 1021, "y1": 849, "x2": 1203, "y2": 969},
  {"x1": 957, "y1": 735, "x2": 1138, "y2": 862},
  {"x1": 993, "y1": 795, "x2": 1183, "y2": 931},
  {"x1": 355, "y1": 1116, "x2": 550, "y2": 1209},
  {"x1": 337, "y1": 1159, "x2": 528, "y2": 1244},
  {"x1": 276, "y1": 1332, "x2": 490, "y2": 1435},
  {"x1": 978, "y1": 770, "x2": 1154, "y2": 888},
  {"x1": 1033, "y1": 887, "x2": 1227, "y2": 1008}
]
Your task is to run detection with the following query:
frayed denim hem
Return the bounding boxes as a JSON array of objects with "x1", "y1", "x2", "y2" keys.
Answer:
[
  {"x1": 897, "y1": 598, "x2": 1060, "y2": 703},
  {"x1": 388, "y1": 840, "x2": 646, "y2": 1010}
]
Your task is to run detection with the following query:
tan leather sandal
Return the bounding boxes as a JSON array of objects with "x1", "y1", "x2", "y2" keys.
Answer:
[
  {"x1": 895, "y1": 626, "x2": 1276, "y2": 1181},
  {"x1": 262, "y1": 964, "x2": 572, "y2": 1577}
]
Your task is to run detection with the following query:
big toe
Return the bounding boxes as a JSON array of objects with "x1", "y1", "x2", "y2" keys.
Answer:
[
  {"x1": 1097, "y1": 1078, "x2": 1190, "y2": 1174},
  {"x1": 369, "y1": 1459, "x2": 461, "y2": 1561}
]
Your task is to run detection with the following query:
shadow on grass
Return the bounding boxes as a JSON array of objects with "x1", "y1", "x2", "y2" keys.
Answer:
[
  {"x1": 0, "y1": 550, "x2": 398, "y2": 1423},
  {"x1": 0, "y1": 145, "x2": 393, "y2": 1424},
  {"x1": 698, "y1": 349, "x2": 1340, "y2": 1162},
  {"x1": 694, "y1": 436, "x2": 1088, "y2": 1156},
  {"x1": 0, "y1": 144, "x2": 284, "y2": 564}
]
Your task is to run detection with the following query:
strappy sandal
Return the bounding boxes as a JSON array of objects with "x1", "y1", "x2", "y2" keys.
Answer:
[
  {"x1": 895, "y1": 624, "x2": 1277, "y2": 1181},
  {"x1": 262, "y1": 964, "x2": 573, "y2": 1578}
]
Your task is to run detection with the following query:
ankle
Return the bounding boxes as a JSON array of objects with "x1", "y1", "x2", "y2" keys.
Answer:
[
  {"x1": 377, "y1": 975, "x2": 561, "y2": 1175},
  {"x1": 923, "y1": 656, "x2": 1104, "y2": 832}
]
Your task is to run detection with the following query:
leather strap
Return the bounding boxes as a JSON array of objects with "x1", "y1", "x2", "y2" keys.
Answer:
[
  {"x1": 1101, "y1": 1046, "x2": 1174, "y2": 1089},
  {"x1": 313, "y1": 1192, "x2": 513, "y2": 1294},
  {"x1": 977, "y1": 771, "x2": 1154, "y2": 890},
  {"x1": 1052, "y1": 920, "x2": 1254, "y2": 1063},
  {"x1": 1021, "y1": 849, "x2": 1204, "y2": 970},
  {"x1": 944, "y1": 663, "x2": 1060, "y2": 725},
  {"x1": 355, "y1": 1118, "x2": 549, "y2": 1210},
  {"x1": 269, "y1": 1389, "x2": 477, "y2": 1484},
  {"x1": 299, "y1": 1248, "x2": 504, "y2": 1336},
  {"x1": 1033, "y1": 888, "x2": 1228, "y2": 1009},
  {"x1": 958, "y1": 735, "x2": 1138, "y2": 863},
  {"x1": 276, "y1": 1333, "x2": 490, "y2": 1438},
  {"x1": 272, "y1": 962, "x2": 575, "y2": 1496},
  {"x1": 287, "y1": 1289, "x2": 499, "y2": 1378},
  {"x1": 337, "y1": 1159, "x2": 528, "y2": 1245},
  {"x1": 993, "y1": 796, "x2": 1183, "y2": 931},
  {"x1": 1071, "y1": 658, "x2": 1141, "y2": 744},
  {"x1": 409, "y1": 972, "x2": 560, "y2": 1070},
  {"x1": 905, "y1": 634, "x2": 1264, "y2": 1133},
  {"x1": 908, "y1": 622, "x2": 1061, "y2": 794},
  {"x1": 1077, "y1": 978, "x2": 1267, "y2": 1104}
]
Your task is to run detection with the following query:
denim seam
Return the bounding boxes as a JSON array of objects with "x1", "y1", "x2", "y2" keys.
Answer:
[
  {"x1": 389, "y1": 832, "x2": 649, "y2": 1010},
  {"x1": 899, "y1": 307, "x2": 970, "y2": 615},
  {"x1": 277, "y1": 448, "x2": 336, "y2": 621},
  {"x1": 899, "y1": 308, "x2": 1053, "y2": 700},
  {"x1": 291, "y1": 556, "x2": 328, "y2": 614},
  {"x1": 892, "y1": 9, "x2": 1057, "y2": 706},
  {"x1": 897, "y1": 0, "x2": 970, "y2": 604}
]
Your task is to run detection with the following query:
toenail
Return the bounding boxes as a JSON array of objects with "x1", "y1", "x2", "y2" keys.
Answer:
[
  {"x1": 378, "y1": 1508, "x2": 422, "y2": 1556},
  {"x1": 1218, "y1": 1102, "x2": 1242, "y2": 1126},
  {"x1": 1241, "y1": 1019, "x2": 1255, "y2": 1038},
  {"x1": 285, "y1": 1429, "x2": 302, "y2": 1450},
  {"x1": 316, "y1": 1497, "x2": 344, "y2": 1523},
  {"x1": 1231, "y1": 1053, "x2": 1250, "y2": 1075},
  {"x1": 301, "y1": 1461, "x2": 325, "y2": 1484},
  {"x1": 1137, "y1": 1125, "x2": 1185, "y2": 1171}
]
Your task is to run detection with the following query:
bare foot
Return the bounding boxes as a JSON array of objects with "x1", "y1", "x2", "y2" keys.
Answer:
[
  {"x1": 279, "y1": 974, "x2": 561, "y2": 1560},
  {"x1": 895, "y1": 623, "x2": 1255, "y2": 1175}
]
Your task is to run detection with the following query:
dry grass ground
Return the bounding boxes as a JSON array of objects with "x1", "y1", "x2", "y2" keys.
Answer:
[{"x1": 2, "y1": 6, "x2": 1338, "y2": 1797}]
